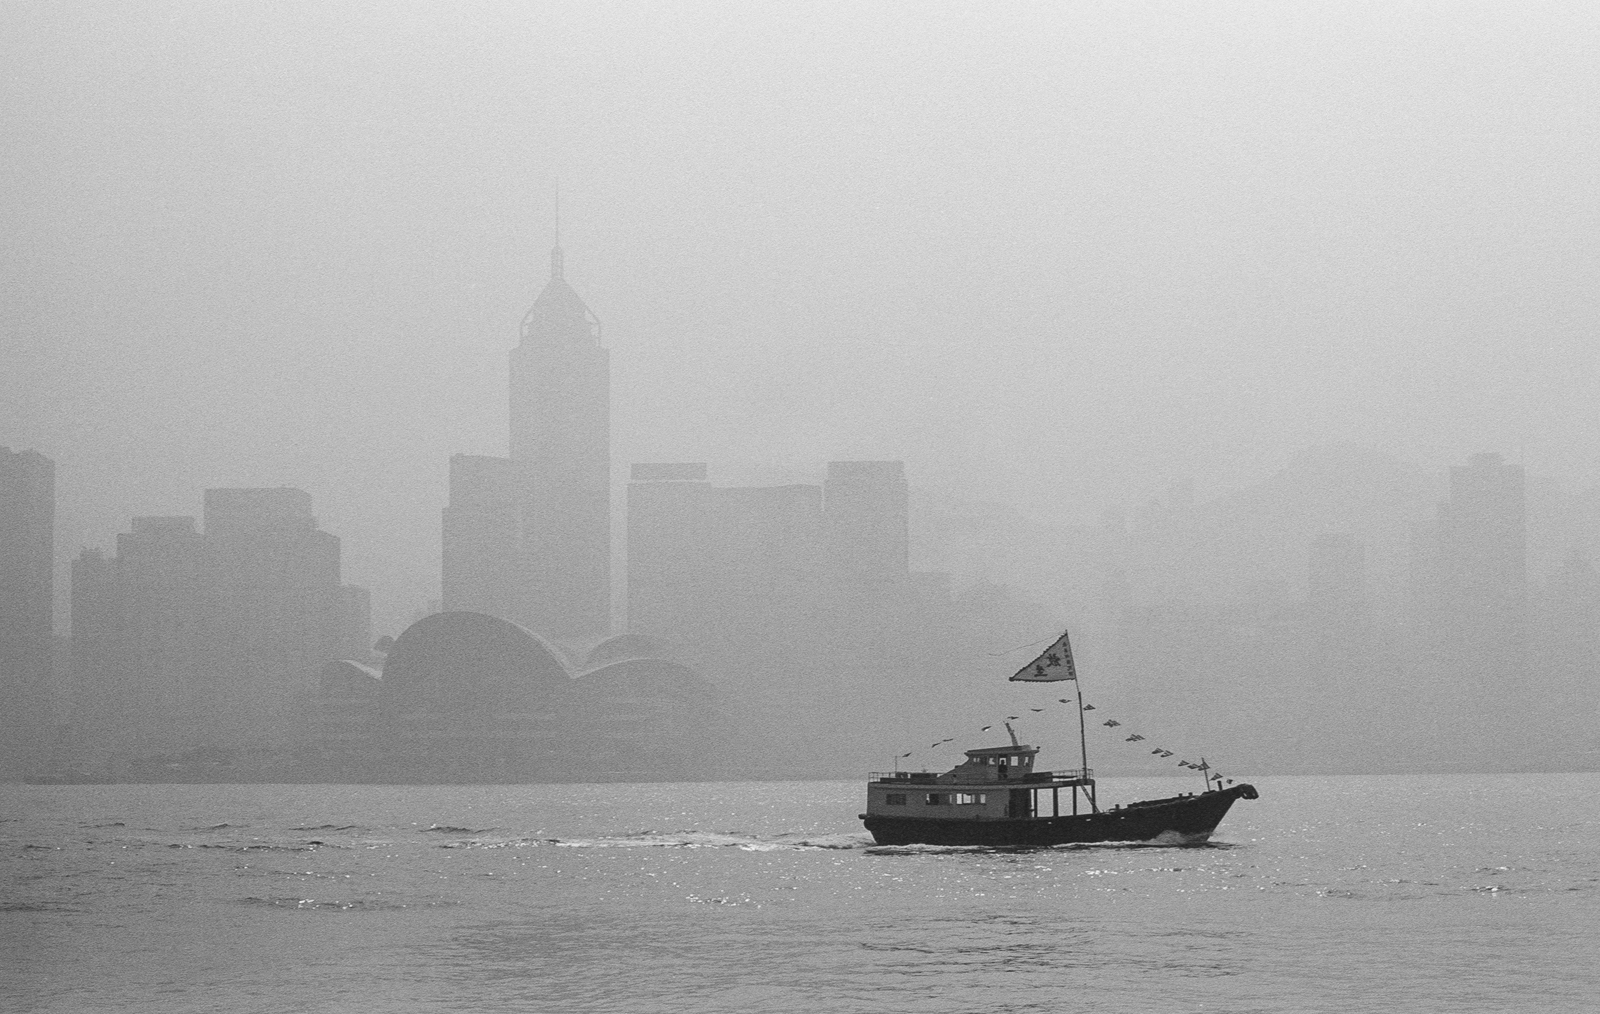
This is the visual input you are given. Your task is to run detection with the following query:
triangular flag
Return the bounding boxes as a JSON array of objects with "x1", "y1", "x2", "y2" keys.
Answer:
[{"x1": 1009, "y1": 629, "x2": 1079, "y2": 682}]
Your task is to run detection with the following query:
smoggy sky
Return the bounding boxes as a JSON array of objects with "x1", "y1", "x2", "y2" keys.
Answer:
[{"x1": 5, "y1": 2, "x2": 1599, "y2": 625}]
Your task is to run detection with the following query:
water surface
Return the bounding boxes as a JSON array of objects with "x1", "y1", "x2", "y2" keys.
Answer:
[{"x1": 4, "y1": 774, "x2": 1597, "y2": 1013}]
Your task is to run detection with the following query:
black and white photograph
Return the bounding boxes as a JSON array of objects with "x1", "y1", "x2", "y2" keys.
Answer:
[{"x1": 4, "y1": 3, "x2": 1599, "y2": 1011}]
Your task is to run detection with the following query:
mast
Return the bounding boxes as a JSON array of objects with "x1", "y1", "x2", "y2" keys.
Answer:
[
  {"x1": 1075, "y1": 673, "x2": 1097, "y2": 812},
  {"x1": 1076, "y1": 676, "x2": 1089, "y2": 776}
]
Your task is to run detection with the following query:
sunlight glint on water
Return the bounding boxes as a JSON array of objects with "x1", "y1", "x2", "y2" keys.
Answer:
[{"x1": 3, "y1": 774, "x2": 1598, "y2": 1013}]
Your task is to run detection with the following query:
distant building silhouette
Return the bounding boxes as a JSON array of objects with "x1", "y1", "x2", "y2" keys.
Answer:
[
  {"x1": 1404, "y1": 452, "x2": 1528, "y2": 759},
  {"x1": 625, "y1": 463, "x2": 718, "y2": 643},
  {"x1": 442, "y1": 228, "x2": 611, "y2": 642},
  {"x1": 824, "y1": 461, "x2": 909, "y2": 585},
  {"x1": 1531, "y1": 551, "x2": 1600, "y2": 737},
  {"x1": 510, "y1": 229, "x2": 611, "y2": 640},
  {"x1": 340, "y1": 584, "x2": 372, "y2": 659},
  {"x1": 68, "y1": 489, "x2": 367, "y2": 758},
  {"x1": 627, "y1": 462, "x2": 825, "y2": 658},
  {"x1": 1307, "y1": 532, "x2": 1367, "y2": 648},
  {"x1": 71, "y1": 516, "x2": 209, "y2": 743},
  {"x1": 625, "y1": 459, "x2": 956, "y2": 693},
  {"x1": 204, "y1": 488, "x2": 346, "y2": 699},
  {"x1": 1429, "y1": 452, "x2": 1527, "y2": 661},
  {"x1": 442, "y1": 453, "x2": 531, "y2": 622},
  {"x1": 307, "y1": 610, "x2": 733, "y2": 782},
  {"x1": 1, "y1": 447, "x2": 55, "y2": 779}
]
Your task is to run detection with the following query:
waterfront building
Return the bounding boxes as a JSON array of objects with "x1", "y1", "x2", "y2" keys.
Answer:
[
  {"x1": 508, "y1": 229, "x2": 611, "y2": 641},
  {"x1": 68, "y1": 489, "x2": 365, "y2": 756},
  {"x1": 0, "y1": 447, "x2": 55, "y2": 778},
  {"x1": 442, "y1": 226, "x2": 611, "y2": 643}
]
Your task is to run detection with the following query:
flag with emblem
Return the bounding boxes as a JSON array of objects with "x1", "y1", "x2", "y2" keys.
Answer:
[{"x1": 1008, "y1": 629, "x2": 1079, "y2": 682}]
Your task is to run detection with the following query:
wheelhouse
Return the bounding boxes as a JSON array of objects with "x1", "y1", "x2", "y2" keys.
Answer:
[{"x1": 865, "y1": 744, "x2": 1097, "y2": 821}]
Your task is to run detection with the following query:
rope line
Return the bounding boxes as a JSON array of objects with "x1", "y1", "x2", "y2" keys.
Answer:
[{"x1": 891, "y1": 696, "x2": 1235, "y2": 785}]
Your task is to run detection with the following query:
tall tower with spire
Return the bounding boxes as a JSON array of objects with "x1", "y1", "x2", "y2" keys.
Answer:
[{"x1": 506, "y1": 207, "x2": 611, "y2": 641}]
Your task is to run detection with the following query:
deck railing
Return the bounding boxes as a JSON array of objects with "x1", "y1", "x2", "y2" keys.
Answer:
[{"x1": 869, "y1": 769, "x2": 1094, "y2": 784}]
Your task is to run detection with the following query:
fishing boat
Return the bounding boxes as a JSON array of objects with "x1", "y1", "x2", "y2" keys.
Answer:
[{"x1": 859, "y1": 629, "x2": 1258, "y2": 847}]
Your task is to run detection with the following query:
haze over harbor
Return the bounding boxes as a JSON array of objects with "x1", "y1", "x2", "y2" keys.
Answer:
[{"x1": 5, "y1": 3, "x2": 1600, "y2": 780}]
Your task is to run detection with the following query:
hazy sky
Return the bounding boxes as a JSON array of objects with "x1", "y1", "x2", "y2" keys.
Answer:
[{"x1": 6, "y1": 2, "x2": 1599, "y2": 625}]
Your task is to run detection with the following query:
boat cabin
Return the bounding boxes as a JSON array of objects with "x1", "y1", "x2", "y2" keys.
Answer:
[
  {"x1": 951, "y1": 745, "x2": 1039, "y2": 781},
  {"x1": 865, "y1": 744, "x2": 1097, "y2": 822}
]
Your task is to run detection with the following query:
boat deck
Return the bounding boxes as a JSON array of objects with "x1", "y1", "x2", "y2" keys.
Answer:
[{"x1": 869, "y1": 768, "x2": 1094, "y2": 788}]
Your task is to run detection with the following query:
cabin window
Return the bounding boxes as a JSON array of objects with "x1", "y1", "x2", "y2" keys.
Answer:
[
  {"x1": 953, "y1": 793, "x2": 987, "y2": 805},
  {"x1": 924, "y1": 793, "x2": 945, "y2": 805},
  {"x1": 885, "y1": 793, "x2": 907, "y2": 806}
]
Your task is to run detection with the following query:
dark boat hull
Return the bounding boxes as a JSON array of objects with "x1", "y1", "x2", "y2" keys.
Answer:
[{"x1": 862, "y1": 783, "x2": 1257, "y2": 847}]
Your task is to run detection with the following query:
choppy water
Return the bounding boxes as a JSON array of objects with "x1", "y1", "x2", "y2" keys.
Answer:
[{"x1": 3, "y1": 774, "x2": 1598, "y2": 1013}]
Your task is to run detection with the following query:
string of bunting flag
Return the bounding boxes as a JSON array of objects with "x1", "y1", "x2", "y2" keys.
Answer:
[{"x1": 891, "y1": 629, "x2": 1238, "y2": 789}]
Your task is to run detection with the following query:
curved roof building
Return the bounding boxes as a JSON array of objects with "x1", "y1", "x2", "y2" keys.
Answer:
[
  {"x1": 583, "y1": 633, "x2": 676, "y2": 671},
  {"x1": 380, "y1": 611, "x2": 571, "y2": 719},
  {"x1": 318, "y1": 659, "x2": 382, "y2": 701},
  {"x1": 571, "y1": 657, "x2": 720, "y2": 707}
]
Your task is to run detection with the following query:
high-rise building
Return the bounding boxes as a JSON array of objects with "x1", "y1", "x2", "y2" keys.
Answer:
[
  {"x1": 68, "y1": 489, "x2": 363, "y2": 756},
  {"x1": 823, "y1": 461, "x2": 909, "y2": 585},
  {"x1": 0, "y1": 447, "x2": 55, "y2": 778},
  {"x1": 1405, "y1": 452, "x2": 1528, "y2": 759},
  {"x1": 71, "y1": 516, "x2": 209, "y2": 728},
  {"x1": 508, "y1": 231, "x2": 611, "y2": 641},
  {"x1": 625, "y1": 463, "x2": 718, "y2": 641},
  {"x1": 442, "y1": 453, "x2": 531, "y2": 623},
  {"x1": 626, "y1": 460, "x2": 930, "y2": 687},
  {"x1": 626, "y1": 463, "x2": 826, "y2": 649},
  {"x1": 1307, "y1": 532, "x2": 1367, "y2": 646},
  {"x1": 442, "y1": 226, "x2": 611, "y2": 643},
  {"x1": 1436, "y1": 452, "x2": 1526, "y2": 657},
  {"x1": 203, "y1": 488, "x2": 344, "y2": 702},
  {"x1": 339, "y1": 585, "x2": 373, "y2": 660}
]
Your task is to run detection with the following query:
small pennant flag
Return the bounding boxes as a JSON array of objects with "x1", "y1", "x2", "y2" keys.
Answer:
[
  {"x1": 1103, "y1": 720, "x2": 1121, "y2": 728},
  {"x1": 1009, "y1": 629, "x2": 1079, "y2": 682}
]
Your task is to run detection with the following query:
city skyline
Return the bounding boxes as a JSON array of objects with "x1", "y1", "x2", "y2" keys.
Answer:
[
  {"x1": 8, "y1": 9, "x2": 1600, "y2": 1010},
  {"x1": 5, "y1": 3, "x2": 1600, "y2": 780},
  {"x1": 9, "y1": 5, "x2": 1600, "y2": 643}
]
